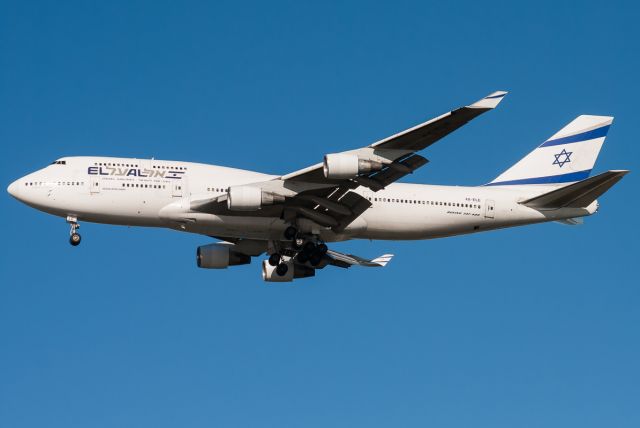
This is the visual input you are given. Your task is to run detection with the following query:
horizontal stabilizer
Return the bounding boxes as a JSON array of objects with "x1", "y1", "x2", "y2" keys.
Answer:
[{"x1": 521, "y1": 170, "x2": 629, "y2": 209}]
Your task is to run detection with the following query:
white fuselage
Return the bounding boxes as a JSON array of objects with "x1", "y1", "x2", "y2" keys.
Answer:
[{"x1": 8, "y1": 156, "x2": 597, "y2": 242}]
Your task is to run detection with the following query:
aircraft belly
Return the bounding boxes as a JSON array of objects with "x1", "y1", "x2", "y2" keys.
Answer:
[
  {"x1": 178, "y1": 214, "x2": 286, "y2": 240},
  {"x1": 359, "y1": 204, "x2": 493, "y2": 240}
]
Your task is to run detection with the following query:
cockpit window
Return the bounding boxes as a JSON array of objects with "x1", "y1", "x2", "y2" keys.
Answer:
[{"x1": 50, "y1": 160, "x2": 66, "y2": 165}]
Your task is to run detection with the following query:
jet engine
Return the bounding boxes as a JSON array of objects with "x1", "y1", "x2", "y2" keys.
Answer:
[
  {"x1": 323, "y1": 153, "x2": 383, "y2": 179},
  {"x1": 262, "y1": 259, "x2": 294, "y2": 282},
  {"x1": 227, "y1": 186, "x2": 284, "y2": 211},
  {"x1": 261, "y1": 259, "x2": 316, "y2": 282},
  {"x1": 196, "y1": 243, "x2": 251, "y2": 269}
]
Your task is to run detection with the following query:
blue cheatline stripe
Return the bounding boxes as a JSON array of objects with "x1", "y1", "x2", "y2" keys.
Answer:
[
  {"x1": 486, "y1": 169, "x2": 591, "y2": 186},
  {"x1": 485, "y1": 94, "x2": 506, "y2": 99},
  {"x1": 540, "y1": 124, "x2": 610, "y2": 147}
]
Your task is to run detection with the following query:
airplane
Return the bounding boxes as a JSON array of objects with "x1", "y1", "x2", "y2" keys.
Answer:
[{"x1": 6, "y1": 91, "x2": 629, "y2": 282}]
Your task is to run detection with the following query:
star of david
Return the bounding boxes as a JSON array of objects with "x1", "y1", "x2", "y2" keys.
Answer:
[{"x1": 553, "y1": 148, "x2": 572, "y2": 168}]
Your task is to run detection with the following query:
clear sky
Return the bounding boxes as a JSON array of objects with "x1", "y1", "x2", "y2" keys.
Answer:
[{"x1": 1, "y1": 1, "x2": 639, "y2": 427}]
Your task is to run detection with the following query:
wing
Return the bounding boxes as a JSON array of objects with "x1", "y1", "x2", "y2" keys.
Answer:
[
  {"x1": 190, "y1": 91, "x2": 507, "y2": 234},
  {"x1": 326, "y1": 250, "x2": 394, "y2": 268},
  {"x1": 273, "y1": 91, "x2": 507, "y2": 232},
  {"x1": 281, "y1": 90, "x2": 508, "y2": 186}
]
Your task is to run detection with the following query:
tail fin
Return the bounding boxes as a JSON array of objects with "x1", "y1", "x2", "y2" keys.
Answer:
[
  {"x1": 521, "y1": 170, "x2": 629, "y2": 209},
  {"x1": 488, "y1": 115, "x2": 613, "y2": 186}
]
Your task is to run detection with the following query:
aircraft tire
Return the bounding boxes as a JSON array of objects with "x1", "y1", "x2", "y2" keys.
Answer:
[
  {"x1": 309, "y1": 253, "x2": 323, "y2": 266},
  {"x1": 297, "y1": 251, "x2": 309, "y2": 263},
  {"x1": 284, "y1": 226, "x2": 297, "y2": 240},
  {"x1": 69, "y1": 233, "x2": 81, "y2": 246},
  {"x1": 276, "y1": 263, "x2": 289, "y2": 276},
  {"x1": 268, "y1": 253, "x2": 281, "y2": 266}
]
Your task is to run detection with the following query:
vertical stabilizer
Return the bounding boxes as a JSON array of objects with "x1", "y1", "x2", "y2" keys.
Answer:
[{"x1": 488, "y1": 115, "x2": 612, "y2": 186}]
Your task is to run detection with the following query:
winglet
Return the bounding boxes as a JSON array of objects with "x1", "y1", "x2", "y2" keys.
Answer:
[
  {"x1": 469, "y1": 90, "x2": 508, "y2": 109},
  {"x1": 371, "y1": 254, "x2": 394, "y2": 267}
]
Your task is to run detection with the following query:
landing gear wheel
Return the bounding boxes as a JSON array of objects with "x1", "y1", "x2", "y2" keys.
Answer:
[
  {"x1": 309, "y1": 253, "x2": 323, "y2": 266},
  {"x1": 275, "y1": 263, "x2": 289, "y2": 276},
  {"x1": 302, "y1": 241, "x2": 316, "y2": 255},
  {"x1": 284, "y1": 226, "x2": 298, "y2": 240},
  {"x1": 297, "y1": 251, "x2": 309, "y2": 263},
  {"x1": 268, "y1": 253, "x2": 281, "y2": 266},
  {"x1": 315, "y1": 243, "x2": 328, "y2": 255},
  {"x1": 69, "y1": 233, "x2": 81, "y2": 246}
]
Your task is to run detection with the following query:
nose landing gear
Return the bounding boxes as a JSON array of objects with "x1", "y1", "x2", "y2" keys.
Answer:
[{"x1": 67, "y1": 216, "x2": 81, "y2": 246}]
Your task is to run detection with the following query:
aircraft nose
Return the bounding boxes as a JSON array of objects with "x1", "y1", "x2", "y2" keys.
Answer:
[{"x1": 7, "y1": 179, "x2": 20, "y2": 199}]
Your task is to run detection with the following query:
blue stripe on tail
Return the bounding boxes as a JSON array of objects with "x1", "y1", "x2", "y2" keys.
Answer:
[
  {"x1": 485, "y1": 169, "x2": 592, "y2": 186},
  {"x1": 540, "y1": 125, "x2": 610, "y2": 147}
]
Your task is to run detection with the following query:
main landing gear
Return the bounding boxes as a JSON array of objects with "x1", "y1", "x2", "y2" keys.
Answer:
[
  {"x1": 267, "y1": 225, "x2": 330, "y2": 278},
  {"x1": 67, "y1": 216, "x2": 81, "y2": 246},
  {"x1": 284, "y1": 226, "x2": 297, "y2": 240},
  {"x1": 283, "y1": 226, "x2": 329, "y2": 266},
  {"x1": 267, "y1": 253, "x2": 291, "y2": 276},
  {"x1": 296, "y1": 241, "x2": 328, "y2": 265}
]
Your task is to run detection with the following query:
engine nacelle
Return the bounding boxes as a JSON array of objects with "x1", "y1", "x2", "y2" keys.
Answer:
[
  {"x1": 323, "y1": 153, "x2": 383, "y2": 179},
  {"x1": 227, "y1": 186, "x2": 284, "y2": 211},
  {"x1": 261, "y1": 259, "x2": 316, "y2": 282},
  {"x1": 197, "y1": 243, "x2": 251, "y2": 269},
  {"x1": 227, "y1": 186, "x2": 262, "y2": 211},
  {"x1": 262, "y1": 259, "x2": 294, "y2": 282}
]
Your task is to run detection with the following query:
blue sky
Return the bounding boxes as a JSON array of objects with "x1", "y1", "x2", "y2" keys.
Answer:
[{"x1": 1, "y1": 1, "x2": 639, "y2": 427}]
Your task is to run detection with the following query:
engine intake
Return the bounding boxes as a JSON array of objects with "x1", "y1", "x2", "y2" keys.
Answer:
[
  {"x1": 227, "y1": 186, "x2": 284, "y2": 211},
  {"x1": 323, "y1": 153, "x2": 383, "y2": 179},
  {"x1": 197, "y1": 243, "x2": 251, "y2": 269}
]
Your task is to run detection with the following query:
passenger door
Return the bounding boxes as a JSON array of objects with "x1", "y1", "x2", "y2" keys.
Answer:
[
  {"x1": 90, "y1": 176, "x2": 101, "y2": 194},
  {"x1": 172, "y1": 182, "x2": 185, "y2": 198},
  {"x1": 484, "y1": 199, "x2": 495, "y2": 219}
]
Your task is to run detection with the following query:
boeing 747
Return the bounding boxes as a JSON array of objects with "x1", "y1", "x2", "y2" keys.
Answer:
[{"x1": 7, "y1": 91, "x2": 628, "y2": 281}]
